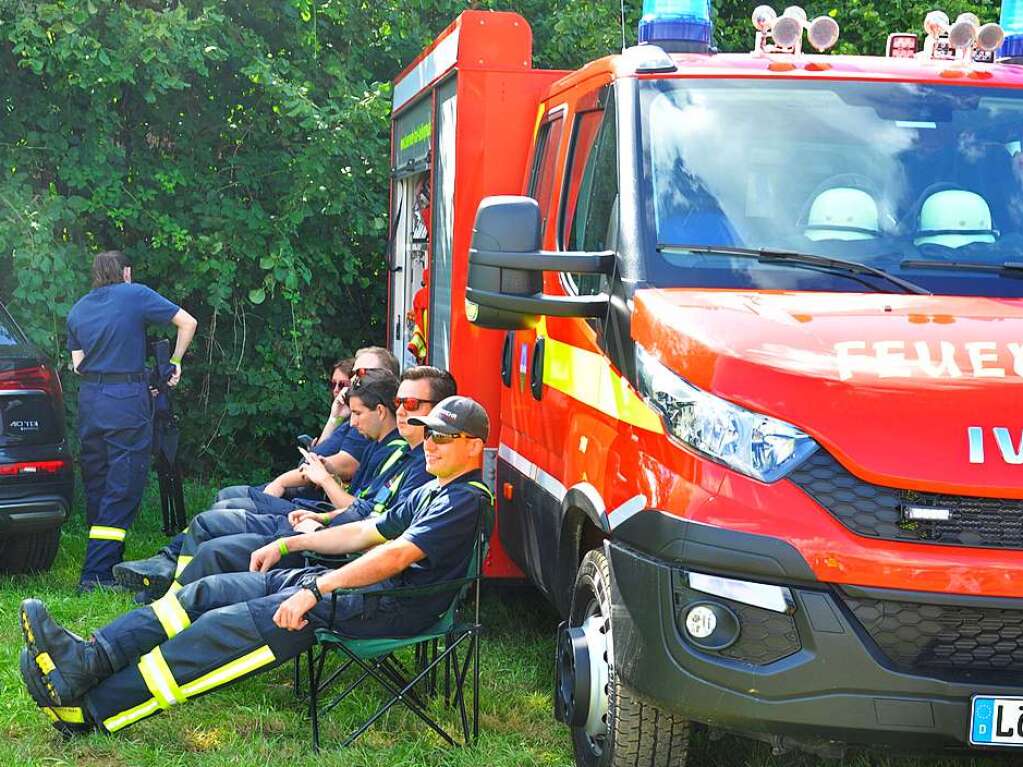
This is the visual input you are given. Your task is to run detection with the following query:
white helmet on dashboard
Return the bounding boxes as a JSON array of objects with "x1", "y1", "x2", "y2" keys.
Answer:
[
  {"x1": 914, "y1": 189, "x2": 997, "y2": 248},
  {"x1": 804, "y1": 187, "x2": 881, "y2": 241}
]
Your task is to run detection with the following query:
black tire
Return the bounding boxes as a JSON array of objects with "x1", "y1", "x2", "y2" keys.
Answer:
[
  {"x1": 0, "y1": 528, "x2": 61, "y2": 574},
  {"x1": 570, "y1": 548, "x2": 690, "y2": 767}
]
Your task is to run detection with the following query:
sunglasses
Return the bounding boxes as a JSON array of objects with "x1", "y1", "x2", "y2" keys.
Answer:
[
  {"x1": 352, "y1": 367, "x2": 377, "y2": 379},
  {"x1": 329, "y1": 378, "x2": 349, "y2": 391},
  {"x1": 424, "y1": 428, "x2": 466, "y2": 445},
  {"x1": 395, "y1": 396, "x2": 435, "y2": 412}
]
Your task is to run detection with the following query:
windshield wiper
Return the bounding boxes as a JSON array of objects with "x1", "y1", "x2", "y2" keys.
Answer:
[
  {"x1": 657, "y1": 244, "x2": 931, "y2": 295},
  {"x1": 901, "y1": 259, "x2": 1023, "y2": 277}
]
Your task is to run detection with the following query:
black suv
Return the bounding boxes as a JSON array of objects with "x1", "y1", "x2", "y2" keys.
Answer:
[{"x1": 0, "y1": 301, "x2": 72, "y2": 573}]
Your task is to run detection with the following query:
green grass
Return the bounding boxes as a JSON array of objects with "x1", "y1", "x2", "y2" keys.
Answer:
[{"x1": 0, "y1": 479, "x2": 1009, "y2": 766}]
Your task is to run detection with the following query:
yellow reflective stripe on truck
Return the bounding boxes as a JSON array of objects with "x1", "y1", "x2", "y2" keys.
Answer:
[{"x1": 536, "y1": 319, "x2": 664, "y2": 434}]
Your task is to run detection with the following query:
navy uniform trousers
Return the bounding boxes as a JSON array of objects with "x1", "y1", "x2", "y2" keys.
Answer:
[
  {"x1": 84, "y1": 568, "x2": 397, "y2": 733},
  {"x1": 79, "y1": 380, "x2": 153, "y2": 583},
  {"x1": 144, "y1": 488, "x2": 304, "y2": 574},
  {"x1": 164, "y1": 458, "x2": 410, "y2": 588},
  {"x1": 169, "y1": 504, "x2": 368, "y2": 587}
]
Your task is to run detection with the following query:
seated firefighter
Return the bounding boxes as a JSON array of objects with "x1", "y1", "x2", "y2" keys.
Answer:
[
  {"x1": 113, "y1": 369, "x2": 412, "y2": 598},
  {"x1": 214, "y1": 346, "x2": 401, "y2": 514},
  {"x1": 18, "y1": 396, "x2": 493, "y2": 736},
  {"x1": 115, "y1": 366, "x2": 456, "y2": 599}
]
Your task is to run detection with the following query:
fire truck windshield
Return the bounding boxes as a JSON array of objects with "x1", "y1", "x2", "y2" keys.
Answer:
[{"x1": 641, "y1": 78, "x2": 1023, "y2": 297}]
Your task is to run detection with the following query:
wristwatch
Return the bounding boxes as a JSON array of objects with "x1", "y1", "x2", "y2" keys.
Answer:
[{"x1": 299, "y1": 573, "x2": 323, "y2": 602}]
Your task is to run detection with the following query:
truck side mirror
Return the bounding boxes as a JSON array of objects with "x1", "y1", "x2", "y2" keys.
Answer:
[
  {"x1": 466, "y1": 197, "x2": 544, "y2": 330},
  {"x1": 467, "y1": 196, "x2": 613, "y2": 331}
]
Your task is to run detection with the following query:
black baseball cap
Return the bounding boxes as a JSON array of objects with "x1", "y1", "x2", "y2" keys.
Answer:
[{"x1": 408, "y1": 396, "x2": 489, "y2": 441}]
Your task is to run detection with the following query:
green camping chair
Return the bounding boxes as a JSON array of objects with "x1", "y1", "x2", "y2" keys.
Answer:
[{"x1": 305, "y1": 484, "x2": 492, "y2": 750}]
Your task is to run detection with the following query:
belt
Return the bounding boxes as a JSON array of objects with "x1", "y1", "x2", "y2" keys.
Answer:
[{"x1": 81, "y1": 372, "x2": 145, "y2": 384}]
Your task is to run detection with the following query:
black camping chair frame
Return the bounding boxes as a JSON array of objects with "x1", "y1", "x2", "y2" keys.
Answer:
[
  {"x1": 306, "y1": 611, "x2": 482, "y2": 750},
  {"x1": 304, "y1": 521, "x2": 488, "y2": 750},
  {"x1": 292, "y1": 550, "x2": 360, "y2": 698}
]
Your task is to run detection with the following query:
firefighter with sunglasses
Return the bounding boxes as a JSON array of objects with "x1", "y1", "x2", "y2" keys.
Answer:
[{"x1": 154, "y1": 367, "x2": 457, "y2": 588}]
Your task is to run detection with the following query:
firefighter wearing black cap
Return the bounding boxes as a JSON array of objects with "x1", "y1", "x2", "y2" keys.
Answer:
[
  {"x1": 67, "y1": 250, "x2": 197, "y2": 591},
  {"x1": 18, "y1": 396, "x2": 493, "y2": 736}
]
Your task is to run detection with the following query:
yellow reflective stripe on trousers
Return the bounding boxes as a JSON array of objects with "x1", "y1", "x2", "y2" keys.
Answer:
[
  {"x1": 138, "y1": 647, "x2": 185, "y2": 710},
  {"x1": 536, "y1": 321, "x2": 664, "y2": 435},
  {"x1": 174, "y1": 555, "x2": 193, "y2": 578},
  {"x1": 103, "y1": 698, "x2": 160, "y2": 733},
  {"x1": 167, "y1": 580, "x2": 183, "y2": 594},
  {"x1": 89, "y1": 525, "x2": 126, "y2": 542},
  {"x1": 104, "y1": 645, "x2": 276, "y2": 732},
  {"x1": 151, "y1": 592, "x2": 191, "y2": 639},
  {"x1": 180, "y1": 645, "x2": 276, "y2": 697}
]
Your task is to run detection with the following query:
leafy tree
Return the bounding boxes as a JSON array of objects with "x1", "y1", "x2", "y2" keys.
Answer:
[{"x1": 0, "y1": 0, "x2": 1002, "y2": 478}]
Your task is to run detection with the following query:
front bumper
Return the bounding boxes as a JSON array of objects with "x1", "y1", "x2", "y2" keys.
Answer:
[{"x1": 607, "y1": 522, "x2": 1023, "y2": 755}]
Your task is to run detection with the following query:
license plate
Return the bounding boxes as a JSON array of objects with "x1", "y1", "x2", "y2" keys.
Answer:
[{"x1": 971, "y1": 696, "x2": 1023, "y2": 747}]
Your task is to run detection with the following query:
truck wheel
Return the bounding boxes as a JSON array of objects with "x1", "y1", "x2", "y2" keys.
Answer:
[
  {"x1": 557, "y1": 548, "x2": 690, "y2": 767},
  {"x1": 0, "y1": 528, "x2": 61, "y2": 573}
]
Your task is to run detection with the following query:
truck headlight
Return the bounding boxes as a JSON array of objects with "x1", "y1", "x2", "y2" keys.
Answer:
[{"x1": 636, "y1": 346, "x2": 818, "y2": 482}]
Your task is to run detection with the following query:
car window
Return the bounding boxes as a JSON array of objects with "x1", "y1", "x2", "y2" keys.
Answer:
[
  {"x1": 528, "y1": 113, "x2": 565, "y2": 241},
  {"x1": 563, "y1": 95, "x2": 617, "y2": 297},
  {"x1": 0, "y1": 306, "x2": 23, "y2": 346}
]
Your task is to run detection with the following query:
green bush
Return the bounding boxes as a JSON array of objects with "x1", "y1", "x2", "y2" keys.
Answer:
[{"x1": 0, "y1": 1, "x2": 1000, "y2": 477}]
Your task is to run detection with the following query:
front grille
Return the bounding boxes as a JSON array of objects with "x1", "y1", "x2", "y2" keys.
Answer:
[
  {"x1": 671, "y1": 574, "x2": 800, "y2": 666},
  {"x1": 842, "y1": 592, "x2": 1023, "y2": 679},
  {"x1": 788, "y1": 451, "x2": 1023, "y2": 550}
]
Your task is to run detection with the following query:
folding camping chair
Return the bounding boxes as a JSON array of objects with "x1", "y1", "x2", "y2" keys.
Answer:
[{"x1": 304, "y1": 494, "x2": 491, "y2": 750}]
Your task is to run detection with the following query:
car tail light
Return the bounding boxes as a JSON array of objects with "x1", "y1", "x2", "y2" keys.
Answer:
[
  {"x1": 0, "y1": 460, "x2": 68, "y2": 476},
  {"x1": 0, "y1": 364, "x2": 64, "y2": 406}
]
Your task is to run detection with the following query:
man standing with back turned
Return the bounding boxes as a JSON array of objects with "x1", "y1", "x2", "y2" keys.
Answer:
[{"x1": 67, "y1": 250, "x2": 197, "y2": 592}]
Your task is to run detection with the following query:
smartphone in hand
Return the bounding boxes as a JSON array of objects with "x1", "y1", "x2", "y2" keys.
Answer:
[{"x1": 297, "y1": 434, "x2": 314, "y2": 449}]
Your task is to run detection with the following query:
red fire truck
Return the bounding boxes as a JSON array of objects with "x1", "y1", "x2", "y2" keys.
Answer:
[{"x1": 387, "y1": 3, "x2": 1023, "y2": 763}]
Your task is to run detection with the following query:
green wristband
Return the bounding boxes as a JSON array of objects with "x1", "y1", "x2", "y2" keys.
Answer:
[
  {"x1": 170, "y1": 356, "x2": 182, "y2": 366},
  {"x1": 277, "y1": 539, "x2": 289, "y2": 557},
  {"x1": 320, "y1": 513, "x2": 331, "y2": 525}
]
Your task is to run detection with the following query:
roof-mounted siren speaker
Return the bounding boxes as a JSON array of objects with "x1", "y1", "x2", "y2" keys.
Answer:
[
  {"x1": 921, "y1": 10, "x2": 951, "y2": 60},
  {"x1": 947, "y1": 16, "x2": 979, "y2": 50},
  {"x1": 977, "y1": 23, "x2": 1006, "y2": 53},
  {"x1": 770, "y1": 14, "x2": 803, "y2": 50},
  {"x1": 752, "y1": 6, "x2": 837, "y2": 56},
  {"x1": 999, "y1": 0, "x2": 1023, "y2": 60},
  {"x1": 806, "y1": 16, "x2": 840, "y2": 52},
  {"x1": 638, "y1": 0, "x2": 714, "y2": 54}
]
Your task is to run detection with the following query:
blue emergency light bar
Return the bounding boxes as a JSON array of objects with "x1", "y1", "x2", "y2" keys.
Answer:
[
  {"x1": 1000, "y1": 0, "x2": 1023, "y2": 58},
  {"x1": 638, "y1": 0, "x2": 714, "y2": 53}
]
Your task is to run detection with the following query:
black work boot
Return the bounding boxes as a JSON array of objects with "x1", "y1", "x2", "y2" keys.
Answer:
[
  {"x1": 19, "y1": 649, "x2": 97, "y2": 737},
  {"x1": 112, "y1": 551, "x2": 176, "y2": 595},
  {"x1": 20, "y1": 599, "x2": 112, "y2": 706}
]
